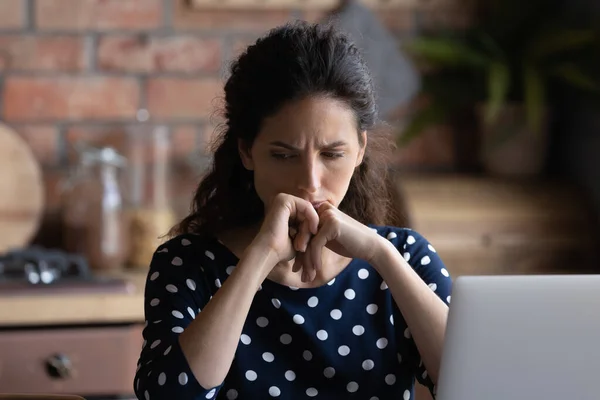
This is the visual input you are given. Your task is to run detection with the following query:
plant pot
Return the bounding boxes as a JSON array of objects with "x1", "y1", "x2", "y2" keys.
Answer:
[{"x1": 476, "y1": 103, "x2": 550, "y2": 177}]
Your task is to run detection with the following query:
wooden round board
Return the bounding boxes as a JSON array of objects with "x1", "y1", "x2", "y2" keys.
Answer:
[{"x1": 0, "y1": 123, "x2": 44, "y2": 253}]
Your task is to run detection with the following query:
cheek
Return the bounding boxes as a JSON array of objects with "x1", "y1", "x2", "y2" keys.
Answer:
[
  {"x1": 324, "y1": 160, "x2": 357, "y2": 194},
  {"x1": 251, "y1": 166, "x2": 285, "y2": 204}
]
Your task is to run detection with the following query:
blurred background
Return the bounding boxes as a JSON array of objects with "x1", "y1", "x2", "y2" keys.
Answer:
[{"x1": 0, "y1": 0, "x2": 598, "y2": 399}]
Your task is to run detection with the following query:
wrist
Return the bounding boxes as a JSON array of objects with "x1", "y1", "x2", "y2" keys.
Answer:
[
  {"x1": 369, "y1": 236, "x2": 399, "y2": 274},
  {"x1": 246, "y1": 236, "x2": 280, "y2": 276}
]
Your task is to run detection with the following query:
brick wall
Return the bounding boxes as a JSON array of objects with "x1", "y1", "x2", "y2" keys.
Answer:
[{"x1": 0, "y1": 0, "x2": 471, "y2": 246}]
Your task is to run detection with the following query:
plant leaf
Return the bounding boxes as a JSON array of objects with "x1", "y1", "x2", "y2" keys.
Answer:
[
  {"x1": 477, "y1": 31, "x2": 505, "y2": 60},
  {"x1": 404, "y1": 37, "x2": 488, "y2": 67},
  {"x1": 523, "y1": 65, "x2": 545, "y2": 135},
  {"x1": 529, "y1": 29, "x2": 596, "y2": 60},
  {"x1": 549, "y1": 63, "x2": 600, "y2": 92},
  {"x1": 485, "y1": 61, "x2": 511, "y2": 124},
  {"x1": 397, "y1": 103, "x2": 449, "y2": 147}
]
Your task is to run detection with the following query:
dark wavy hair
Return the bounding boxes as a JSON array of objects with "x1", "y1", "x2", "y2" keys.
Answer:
[{"x1": 172, "y1": 21, "x2": 400, "y2": 237}]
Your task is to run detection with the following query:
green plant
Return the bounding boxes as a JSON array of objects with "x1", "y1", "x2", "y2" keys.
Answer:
[{"x1": 399, "y1": 0, "x2": 600, "y2": 146}]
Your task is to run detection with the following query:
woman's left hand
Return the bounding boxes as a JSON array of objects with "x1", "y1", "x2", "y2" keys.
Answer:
[{"x1": 294, "y1": 202, "x2": 382, "y2": 281}]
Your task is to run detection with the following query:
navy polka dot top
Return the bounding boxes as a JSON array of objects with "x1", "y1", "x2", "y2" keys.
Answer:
[{"x1": 134, "y1": 225, "x2": 452, "y2": 400}]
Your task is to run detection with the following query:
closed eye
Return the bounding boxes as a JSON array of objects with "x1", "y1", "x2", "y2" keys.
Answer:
[
  {"x1": 271, "y1": 153, "x2": 296, "y2": 160},
  {"x1": 322, "y1": 152, "x2": 344, "y2": 159},
  {"x1": 270, "y1": 152, "x2": 344, "y2": 160}
]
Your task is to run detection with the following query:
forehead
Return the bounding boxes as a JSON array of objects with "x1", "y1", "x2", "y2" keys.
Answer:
[{"x1": 257, "y1": 96, "x2": 359, "y2": 145}]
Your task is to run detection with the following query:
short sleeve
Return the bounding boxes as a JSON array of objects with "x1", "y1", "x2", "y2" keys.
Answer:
[
  {"x1": 388, "y1": 228, "x2": 452, "y2": 399},
  {"x1": 133, "y1": 235, "x2": 223, "y2": 400}
]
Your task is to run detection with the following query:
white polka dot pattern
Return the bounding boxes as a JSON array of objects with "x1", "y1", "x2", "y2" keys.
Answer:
[
  {"x1": 186, "y1": 279, "x2": 196, "y2": 291},
  {"x1": 165, "y1": 284, "x2": 178, "y2": 293},
  {"x1": 245, "y1": 370, "x2": 257, "y2": 381},
  {"x1": 178, "y1": 372, "x2": 188, "y2": 385},
  {"x1": 280, "y1": 334, "x2": 292, "y2": 344},
  {"x1": 284, "y1": 370, "x2": 296, "y2": 381},
  {"x1": 134, "y1": 229, "x2": 451, "y2": 399},
  {"x1": 330, "y1": 309, "x2": 342, "y2": 320},
  {"x1": 171, "y1": 257, "x2": 182, "y2": 266},
  {"x1": 338, "y1": 345, "x2": 350, "y2": 356},
  {"x1": 240, "y1": 334, "x2": 251, "y2": 345}
]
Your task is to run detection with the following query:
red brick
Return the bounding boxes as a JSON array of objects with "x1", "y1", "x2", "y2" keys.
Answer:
[
  {"x1": 393, "y1": 123, "x2": 457, "y2": 169},
  {"x1": 171, "y1": 125, "x2": 200, "y2": 157},
  {"x1": 14, "y1": 125, "x2": 60, "y2": 165},
  {"x1": 415, "y1": 0, "x2": 473, "y2": 11},
  {"x1": 0, "y1": 0, "x2": 24, "y2": 29},
  {"x1": 299, "y1": 7, "x2": 413, "y2": 34},
  {"x1": 375, "y1": 8, "x2": 414, "y2": 32},
  {"x1": 65, "y1": 125, "x2": 130, "y2": 163},
  {"x1": 174, "y1": 0, "x2": 291, "y2": 31},
  {"x1": 231, "y1": 36, "x2": 257, "y2": 59},
  {"x1": 36, "y1": 0, "x2": 163, "y2": 31},
  {"x1": 98, "y1": 35, "x2": 221, "y2": 73},
  {"x1": 201, "y1": 118, "x2": 224, "y2": 152},
  {"x1": 0, "y1": 36, "x2": 84, "y2": 72},
  {"x1": 146, "y1": 78, "x2": 223, "y2": 120},
  {"x1": 299, "y1": 9, "x2": 334, "y2": 24},
  {"x1": 3, "y1": 77, "x2": 140, "y2": 121},
  {"x1": 418, "y1": 9, "x2": 473, "y2": 31}
]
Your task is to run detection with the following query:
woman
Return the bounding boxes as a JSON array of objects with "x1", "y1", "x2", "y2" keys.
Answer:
[{"x1": 134, "y1": 21, "x2": 451, "y2": 400}]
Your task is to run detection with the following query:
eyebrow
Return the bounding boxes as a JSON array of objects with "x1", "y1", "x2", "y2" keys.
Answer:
[{"x1": 269, "y1": 140, "x2": 348, "y2": 150}]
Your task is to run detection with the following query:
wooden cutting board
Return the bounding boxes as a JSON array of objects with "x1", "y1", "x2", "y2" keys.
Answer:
[{"x1": 0, "y1": 123, "x2": 44, "y2": 253}]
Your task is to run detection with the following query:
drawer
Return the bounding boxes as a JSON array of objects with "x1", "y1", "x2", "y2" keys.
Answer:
[{"x1": 0, "y1": 325, "x2": 143, "y2": 396}]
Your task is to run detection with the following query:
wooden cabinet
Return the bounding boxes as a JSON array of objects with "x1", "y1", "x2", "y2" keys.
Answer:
[
  {"x1": 391, "y1": 174, "x2": 599, "y2": 400},
  {"x1": 396, "y1": 174, "x2": 599, "y2": 277},
  {"x1": 0, "y1": 325, "x2": 143, "y2": 396}
]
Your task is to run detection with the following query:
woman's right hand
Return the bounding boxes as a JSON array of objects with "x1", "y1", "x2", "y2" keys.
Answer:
[{"x1": 253, "y1": 193, "x2": 320, "y2": 269}]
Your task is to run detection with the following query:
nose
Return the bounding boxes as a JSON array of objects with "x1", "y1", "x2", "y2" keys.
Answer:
[{"x1": 296, "y1": 156, "x2": 321, "y2": 194}]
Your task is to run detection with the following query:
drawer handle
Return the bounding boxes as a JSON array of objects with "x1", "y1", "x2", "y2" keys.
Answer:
[{"x1": 45, "y1": 353, "x2": 73, "y2": 379}]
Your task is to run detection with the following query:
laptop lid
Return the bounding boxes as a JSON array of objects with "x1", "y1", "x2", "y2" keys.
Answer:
[{"x1": 436, "y1": 274, "x2": 600, "y2": 400}]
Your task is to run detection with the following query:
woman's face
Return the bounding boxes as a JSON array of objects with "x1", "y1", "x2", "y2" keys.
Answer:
[{"x1": 239, "y1": 95, "x2": 367, "y2": 212}]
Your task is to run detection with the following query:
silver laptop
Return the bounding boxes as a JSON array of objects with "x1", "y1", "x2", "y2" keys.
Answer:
[{"x1": 436, "y1": 274, "x2": 600, "y2": 400}]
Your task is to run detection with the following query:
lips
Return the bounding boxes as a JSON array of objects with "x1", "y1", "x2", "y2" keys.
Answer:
[{"x1": 310, "y1": 201, "x2": 325, "y2": 209}]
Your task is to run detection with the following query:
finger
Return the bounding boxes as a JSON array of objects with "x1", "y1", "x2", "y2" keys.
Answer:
[
  {"x1": 291, "y1": 197, "x2": 319, "y2": 236},
  {"x1": 309, "y1": 226, "x2": 330, "y2": 272},
  {"x1": 294, "y1": 219, "x2": 312, "y2": 253},
  {"x1": 302, "y1": 246, "x2": 317, "y2": 282},
  {"x1": 289, "y1": 225, "x2": 298, "y2": 240},
  {"x1": 292, "y1": 254, "x2": 303, "y2": 273},
  {"x1": 297, "y1": 251, "x2": 307, "y2": 282}
]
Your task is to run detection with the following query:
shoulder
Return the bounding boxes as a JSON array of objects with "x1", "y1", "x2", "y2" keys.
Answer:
[
  {"x1": 371, "y1": 225, "x2": 452, "y2": 302},
  {"x1": 370, "y1": 225, "x2": 450, "y2": 276},
  {"x1": 144, "y1": 233, "x2": 227, "y2": 301},
  {"x1": 154, "y1": 233, "x2": 221, "y2": 262},
  {"x1": 370, "y1": 225, "x2": 435, "y2": 252},
  {"x1": 148, "y1": 233, "x2": 228, "y2": 278}
]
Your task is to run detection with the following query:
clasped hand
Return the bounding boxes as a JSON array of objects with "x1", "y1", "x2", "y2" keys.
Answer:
[{"x1": 257, "y1": 193, "x2": 382, "y2": 283}]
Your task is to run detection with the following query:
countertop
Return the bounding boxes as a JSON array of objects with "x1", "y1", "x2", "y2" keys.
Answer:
[{"x1": 0, "y1": 271, "x2": 147, "y2": 327}]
